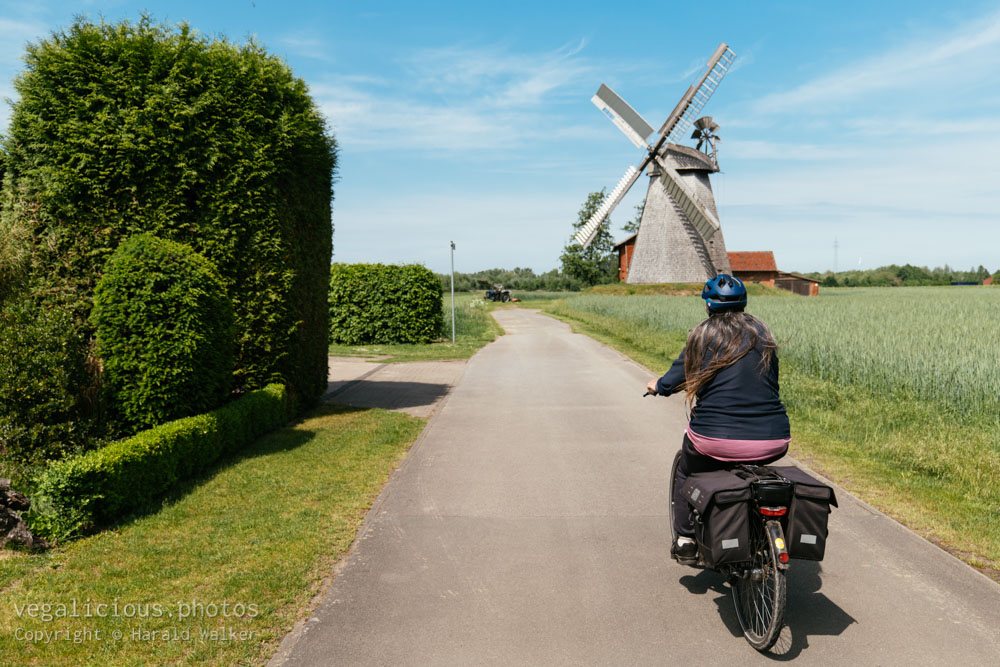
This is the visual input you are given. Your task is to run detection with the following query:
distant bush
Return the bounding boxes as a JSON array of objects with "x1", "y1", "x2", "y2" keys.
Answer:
[
  {"x1": 30, "y1": 383, "x2": 293, "y2": 540},
  {"x1": 0, "y1": 16, "x2": 336, "y2": 408},
  {"x1": 0, "y1": 297, "x2": 95, "y2": 467},
  {"x1": 92, "y1": 234, "x2": 235, "y2": 435},
  {"x1": 329, "y1": 263, "x2": 443, "y2": 344}
]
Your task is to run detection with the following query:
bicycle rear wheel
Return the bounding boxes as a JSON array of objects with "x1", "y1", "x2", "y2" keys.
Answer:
[{"x1": 730, "y1": 519, "x2": 786, "y2": 651}]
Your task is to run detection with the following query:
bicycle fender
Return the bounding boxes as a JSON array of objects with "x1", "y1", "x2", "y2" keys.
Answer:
[{"x1": 765, "y1": 520, "x2": 791, "y2": 571}]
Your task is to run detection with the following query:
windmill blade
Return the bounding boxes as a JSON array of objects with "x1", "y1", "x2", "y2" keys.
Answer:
[
  {"x1": 694, "y1": 116, "x2": 714, "y2": 130},
  {"x1": 591, "y1": 84, "x2": 655, "y2": 150},
  {"x1": 652, "y1": 154, "x2": 721, "y2": 242},
  {"x1": 574, "y1": 165, "x2": 641, "y2": 248},
  {"x1": 658, "y1": 43, "x2": 736, "y2": 144}
]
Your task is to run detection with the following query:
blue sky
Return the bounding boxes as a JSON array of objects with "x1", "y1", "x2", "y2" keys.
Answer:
[{"x1": 2, "y1": 1, "x2": 999, "y2": 275}]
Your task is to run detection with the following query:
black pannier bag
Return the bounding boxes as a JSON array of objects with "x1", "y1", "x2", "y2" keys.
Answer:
[
  {"x1": 772, "y1": 466, "x2": 838, "y2": 560},
  {"x1": 679, "y1": 470, "x2": 751, "y2": 566}
]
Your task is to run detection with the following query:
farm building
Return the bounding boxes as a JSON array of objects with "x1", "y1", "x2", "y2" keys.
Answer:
[
  {"x1": 728, "y1": 251, "x2": 779, "y2": 286},
  {"x1": 775, "y1": 272, "x2": 820, "y2": 296},
  {"x1": 985, "y1": 276, "x2": 994, "y2": 286},
  {"x1": 613, "y1": 233, "x2": 638, "y2": 282}
]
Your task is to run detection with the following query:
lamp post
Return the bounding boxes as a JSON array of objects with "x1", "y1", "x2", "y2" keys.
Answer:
[{"x1": 450, "y1": 241, "x2": 456, "y2": 344}]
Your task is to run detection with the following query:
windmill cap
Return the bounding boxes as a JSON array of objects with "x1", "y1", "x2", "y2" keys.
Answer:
[{"x1": 702, "y1": 274, "x2": 747, "y2": 312}]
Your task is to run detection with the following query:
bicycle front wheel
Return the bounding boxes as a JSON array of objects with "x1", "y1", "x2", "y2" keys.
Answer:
[{"x1": 730, "y1": 519, "x2": 786, "y2": 651}]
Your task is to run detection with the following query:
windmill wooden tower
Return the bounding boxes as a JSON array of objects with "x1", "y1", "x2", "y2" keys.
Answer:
[{"x1": 576, "y1": 43, "x2": 736, "y2": 283}]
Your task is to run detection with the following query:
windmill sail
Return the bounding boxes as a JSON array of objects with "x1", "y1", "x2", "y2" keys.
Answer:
[
  {"x1": 654, "y1": 157, "x2": 720, "y2": 241},
  {"x1": 591, "y1": 84, "x2": 655, "y2": 150},
  {"x1": 574, "y1": 165, "x2": 639, "y2": 248},
  {"x1": 658, "y1": 43, "x2": 735, "y2": 145}
]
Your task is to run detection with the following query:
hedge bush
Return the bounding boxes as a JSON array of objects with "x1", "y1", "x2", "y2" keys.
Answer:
[
  {"x1": 92, "y1": 234, "x2": 235, "y2": 435},
  {"x1": 0, "y1": 298, "x2": 95, "y2": 467},
  {"x1": 0, "y1": 16, "x2": 337, "y2": 408},
  {"x1": 329, "y1": 263, "x2": 443, "y2": 344},
  {"x1": 30, "y1": 383, "x2": 294, "y2": 540}
]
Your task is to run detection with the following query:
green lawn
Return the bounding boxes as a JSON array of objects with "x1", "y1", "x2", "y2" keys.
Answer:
[{"x1": 0, "y1": 404, "x2": 425, "y2": 665}]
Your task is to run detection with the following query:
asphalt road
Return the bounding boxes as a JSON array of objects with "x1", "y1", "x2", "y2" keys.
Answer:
[{"x1": 271, "y1": 308, "x2": 1000, "y2": 666}]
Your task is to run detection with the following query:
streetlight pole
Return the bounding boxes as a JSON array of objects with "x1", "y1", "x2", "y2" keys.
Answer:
[{"x1": 450, "y1": 241, "x2": 456, "y2": 344}]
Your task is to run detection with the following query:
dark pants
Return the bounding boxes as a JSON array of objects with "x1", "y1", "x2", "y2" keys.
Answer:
[{"x1": 672, "y1": 434, "x2": 787, "y2": 538}]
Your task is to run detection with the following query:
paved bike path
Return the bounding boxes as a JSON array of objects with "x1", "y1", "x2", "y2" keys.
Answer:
[{"x1": 272, "y1": 309, "x2": 1000, "y2": 665}]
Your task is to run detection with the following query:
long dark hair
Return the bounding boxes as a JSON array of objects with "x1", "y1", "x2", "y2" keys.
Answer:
[{"x1": 682, "y1": 311, "x2": 777, "y2": 406}]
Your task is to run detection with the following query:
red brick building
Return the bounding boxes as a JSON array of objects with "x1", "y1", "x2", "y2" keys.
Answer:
[{"x1": 727, "y1": 251, "x2": 779, "y2": 286}]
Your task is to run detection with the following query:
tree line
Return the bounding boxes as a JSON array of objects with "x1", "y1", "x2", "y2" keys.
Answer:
[{"x1": 805, "y1": 264, "x2": 996, "y2": 287}]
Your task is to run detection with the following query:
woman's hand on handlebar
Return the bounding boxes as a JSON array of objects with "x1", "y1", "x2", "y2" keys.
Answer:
[{"x1": 644, "y1": 378, "x2": 659, "y2": 397}]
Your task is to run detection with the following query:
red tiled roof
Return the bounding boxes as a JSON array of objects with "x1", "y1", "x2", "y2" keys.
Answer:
[{"x1": 728, "y1": 251, "x2": 777, "y2": 272}]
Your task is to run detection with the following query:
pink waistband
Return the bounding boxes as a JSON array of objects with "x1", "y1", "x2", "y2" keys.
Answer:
[{"x1": 686, "y1": 425, "x2": 789, "y2": 462}]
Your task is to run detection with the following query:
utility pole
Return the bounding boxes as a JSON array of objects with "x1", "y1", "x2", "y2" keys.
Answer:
[
  {"x1": 450, "y1": 241, "x2": 456, "y2": 344},
  {"x1": 834, "y1": 237, "x2": 839, "y2": 274}
]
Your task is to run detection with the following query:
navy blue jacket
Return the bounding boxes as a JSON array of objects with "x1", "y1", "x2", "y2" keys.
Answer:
[{"x1": 655, "y1": 344, "x2": 790, "y2": 440}]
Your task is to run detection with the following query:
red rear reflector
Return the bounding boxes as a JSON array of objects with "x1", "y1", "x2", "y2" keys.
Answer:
[
  {"x1": 760, "y1": 507, "x2": 787, "y2": 516},
  {"x1": 779, "y1": 552, "x2": 790, "y2": 563}
]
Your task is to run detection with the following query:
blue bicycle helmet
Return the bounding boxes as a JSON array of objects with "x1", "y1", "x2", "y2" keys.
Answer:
[{"x1": 702, "y1": 274, "x2": 747, "y2": 313}]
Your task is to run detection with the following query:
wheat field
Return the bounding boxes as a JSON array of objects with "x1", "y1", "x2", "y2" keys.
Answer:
[{"x1": 560, "y1": 286, "x2": 1000, "y2": 421}]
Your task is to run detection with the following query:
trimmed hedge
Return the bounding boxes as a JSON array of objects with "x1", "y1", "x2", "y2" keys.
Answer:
[
  {"x1": 329, "y1": 263, "x2": 443, "y2": 344},
  {"x1": 30, "y1": 383, "x2": 294, "y2": 540},
  {"x1": 1, "y1": 16, "x2": 336, "y2": 407},
  {"x1": 92, "y1": 234, "x2": 235, "y2": 435}
]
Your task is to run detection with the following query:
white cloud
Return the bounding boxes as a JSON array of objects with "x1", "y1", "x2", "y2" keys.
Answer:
[
  {"x1": 278, "y1": 31, "x2": 333, "y2": 62},
  {"x1": 725, "y1": 139, "x2": 858, "y2": 161},
  {"x1": 749, "y1": 10, "x2": 1000, "y2": 116},
  {"x1": 312, "y1": 41, "x2": 602, "y2": 153}
]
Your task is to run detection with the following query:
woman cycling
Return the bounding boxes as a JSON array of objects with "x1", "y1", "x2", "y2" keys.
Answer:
[{"x1": 646, "y1": 274, "x2": 790, "y2": 564}]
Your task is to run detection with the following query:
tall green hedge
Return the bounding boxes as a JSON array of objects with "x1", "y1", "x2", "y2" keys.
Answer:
[
  {"x1": 0, "y1": 16, "x2": 337, "y2": 408},
  {"x1": 329, "y1": 263, "x2": 443, "y2": 344},
  {"x1": 92, "y1": 234, "x2": 235, "y2": 435},
  {"x1": 0, "y1": 297, "x2": 94, "y2": 467}
]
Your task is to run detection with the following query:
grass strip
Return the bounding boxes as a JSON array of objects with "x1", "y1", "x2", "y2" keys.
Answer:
[
  {"x1": 539, "y1": 299, "x2": 1000, "y2": 580},
  {"x1": 0, "y1": 403, "x2": 425, "y2": 665}
]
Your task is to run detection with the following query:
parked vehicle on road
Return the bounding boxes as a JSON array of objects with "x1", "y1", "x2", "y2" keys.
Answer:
[{"x1": 482, "y1": 282, "x2": 511, "y2": 302}]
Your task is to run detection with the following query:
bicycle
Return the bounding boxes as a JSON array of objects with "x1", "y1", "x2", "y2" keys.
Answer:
[{"x1": 668, "y1": 449, "x2": 793, "y2": 651}]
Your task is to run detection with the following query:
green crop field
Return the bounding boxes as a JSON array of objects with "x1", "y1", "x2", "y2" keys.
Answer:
[
  {"x1": 559, "y1": 286, "x2": 1000, "y2": 421},
  {"x1": 542, "y1": 286, "x2": 1000, "y2": 576}
]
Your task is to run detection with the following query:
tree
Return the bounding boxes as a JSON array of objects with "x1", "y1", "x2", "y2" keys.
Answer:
[
  {"x1": 560, "y1": 190, "x2": 617, "y2": 286},
  {"x1": 621, "y1": 201, "x2": 645, "y2": 235}
]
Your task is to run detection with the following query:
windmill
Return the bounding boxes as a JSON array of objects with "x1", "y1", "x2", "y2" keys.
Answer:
[{"x1": 576, "y1": 43, "x2": 736, "y2": 283}]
